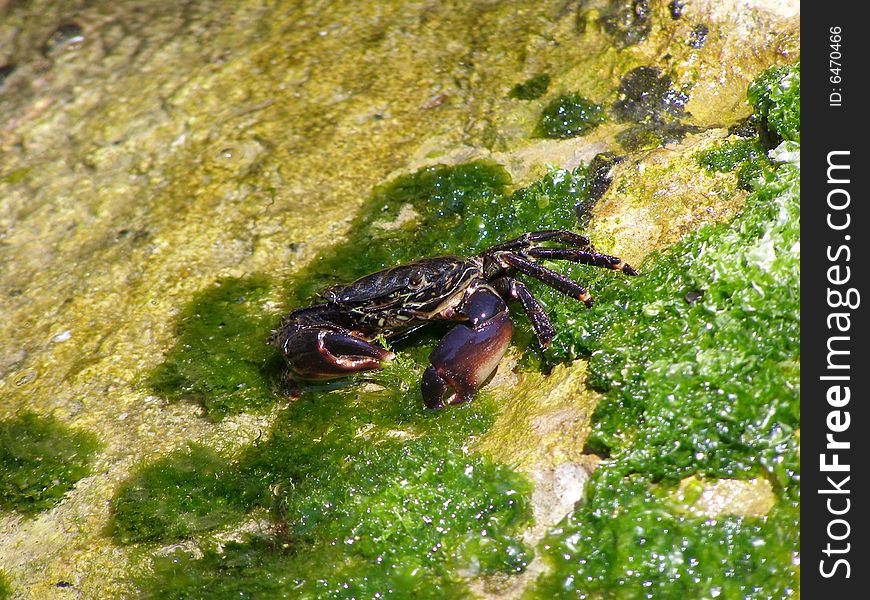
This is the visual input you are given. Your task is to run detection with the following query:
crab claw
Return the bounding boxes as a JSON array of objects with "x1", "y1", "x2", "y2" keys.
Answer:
[
  {"x1": 422, "y1": 289, "x2": 514, "y2": 409},
  {"x1": 274, "y1": 324, "x2": 394, "y2": 381}
]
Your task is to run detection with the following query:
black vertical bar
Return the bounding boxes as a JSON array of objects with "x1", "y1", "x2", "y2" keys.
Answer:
[{"x1": 803, "y1": 2, "x2": 868, "y2": 597}]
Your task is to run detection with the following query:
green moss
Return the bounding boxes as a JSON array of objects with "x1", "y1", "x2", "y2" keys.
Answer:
[
  {"x1": 136, "y1": 368, "x2": 532, "y2": 597},
  {"x1": 144, "y1": 537, "x2": 472, "y2": 599},
  {"x1": 537, "y1": 93, "x2": 605, "y2": 139},
  {"x1": 696, "y1": 138, "x2": 762, "y2": 172},
  {"x1": 696, "y1": 138, "x2": 773, "y2": 190},
  {"x1": 147, "y1": 275, "x2": 279, "y2": 421},
  {"x1": 109, "y1": 443, "x2": 250, "y2": 544},
  {"x1": 0, "y1": 412, "x2": 101, "y2": 515},
  {"x1": 508, "y1": 74, "x2": 550, "y2": 100},
  {"x1": 131, "y1": 160, "x2": 624, "y2": 596},
  {"x1": 536, "y1": 478, "x2": 798, "y2": 598},
  {"x1": 748, "y1": 62, "x2": 800, "y2": 143},
  {"x1": 530, "y1": 66, "x2": 800, "y2": 597},
  {"x1": 0, "y1": 570, "x2": 10, "y2": 600}
]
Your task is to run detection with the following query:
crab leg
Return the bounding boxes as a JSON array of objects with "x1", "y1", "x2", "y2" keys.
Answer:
[
  {"x1": 485, "y1": 229, "x2": 593, "y2": 253},
  {"x1": 526, "y1": 247, "x2": 638, "y2": 275},
  {"x1": 421, "y1": 286, "x2": 513, "y2": 409},
  {"x1": 495, "y1": 253, "x2": 594, "y2": 307},
  {"x1": 491, "y1": 276, "x2": 555, "y2": 348}
]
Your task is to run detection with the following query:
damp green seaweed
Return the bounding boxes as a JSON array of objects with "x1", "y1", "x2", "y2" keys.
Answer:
[
  {"x1": 134, "y1": 368, "x2": 533, "y2": 597},
  {"x1": 530, "y1": 63, "x2": 801, "y2": 598},
  {"x1": 748, "y1": 62, "x2": 800, "y2": 143},
  {"x1": 147, "y1": 275, "x2": 278, "y2": 421},
  {"x1": 129, "y1": 160, "x2": 616, "y2": 597},
  {"x1": 537, "y1": 93, "x2": 605, "y2": 139},
  {"x1": 0, "y1": 412, "x2": 101, "y2": 515},
  {"x1": 108, "y1": 443, "x2": 251, "y2": 544}
]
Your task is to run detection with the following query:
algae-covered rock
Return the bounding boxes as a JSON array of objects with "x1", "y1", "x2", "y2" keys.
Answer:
[{"x1": 0, "y1": 0, "x2": 799, "y2": 597}]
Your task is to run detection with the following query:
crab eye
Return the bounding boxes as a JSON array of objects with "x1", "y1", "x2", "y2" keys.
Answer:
[{"x1": 409, "y1": 269, "x2": 425, "y2": 286}]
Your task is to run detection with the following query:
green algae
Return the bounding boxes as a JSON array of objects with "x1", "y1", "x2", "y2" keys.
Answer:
[
  {"x1": 129, "y1": 159, "x2": 623, "y2": 597},
  {"x1": 0, "y1": 412, "x2": 101, "y2": 515},
  {"x1": 612, "y1": 66, "x2": 688, "y2": 126},
  {"x1": 108, "y1": 443, "x2": 250, "y2": 544},
  {"x1": 748, "y1": 62, "x2": 800, "y2": 143},
  {"x1": 147, "y1": 275, "x2": 279, "y2": 421},
  {"x1": 696, "y1": 138, "x2": 772, "y2": 190},
  {"x1": 537, "y1": 94, "x2": 605, "y2": 139},
  {"x1": 533, "y1": 167, "x2": 800, "y2": 597},
  {"x1": 529, "y1": 64, "x2": 801, "y2": 598},
  {"x1": 508, "y1": 74, "x2": 551, "y2": 100},
  {"x1": 134, "y1": 369, "x2": 533, "y2": 598},
  {"x1": 0, "y1": 570, "x2": 9, "y2": 600}
]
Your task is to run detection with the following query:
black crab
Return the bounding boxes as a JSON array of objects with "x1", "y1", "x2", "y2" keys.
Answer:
[{"x1": 270, "y1": 230, "x2": 637, "y2": 409}]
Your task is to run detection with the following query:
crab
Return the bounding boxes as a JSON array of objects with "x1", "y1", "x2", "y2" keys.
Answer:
[{"x1": 270, "y1": 230, "x2": 637, "y2": 409}]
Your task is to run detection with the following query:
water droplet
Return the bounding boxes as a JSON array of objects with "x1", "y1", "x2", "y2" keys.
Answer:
[{"x1": 51, "y1": 330, "x2": 72, "y2": 343}]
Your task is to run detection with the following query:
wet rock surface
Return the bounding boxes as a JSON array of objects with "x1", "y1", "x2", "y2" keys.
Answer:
[{"x1": 1, "y1": 0, "x2": 798, "y2": 597}]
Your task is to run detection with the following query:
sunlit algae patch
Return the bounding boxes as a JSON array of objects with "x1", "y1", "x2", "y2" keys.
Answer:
[
  {"x1": 0, "y1": 412, "x2": 101, "y2": 515},
  {"x1": 530, "y1": 62, "x2": 800, "y2": 598},
  {"x1": 125, "y1": 161, "x2": 601, "y2": 598},
  {"x1": 130, "y1": 63, "x2": 800, "y2": 598}
]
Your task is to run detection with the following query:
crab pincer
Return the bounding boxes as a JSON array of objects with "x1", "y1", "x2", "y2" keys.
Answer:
[
  {"x1": 421, "y1": 287, "x2": 514, "y2": 409},
  {"x1": 270, "y1": 305, "x2": 395, "y2": 384}
]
